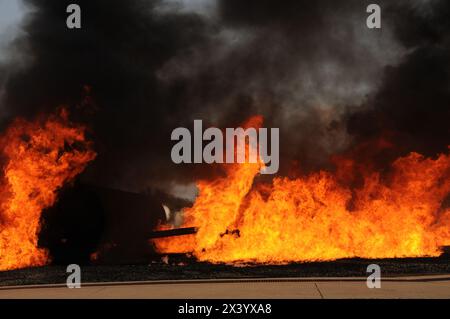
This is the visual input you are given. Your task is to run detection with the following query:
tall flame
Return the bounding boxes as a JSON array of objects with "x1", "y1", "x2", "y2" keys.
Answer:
[
  {"x1": 154, "y1": 116, "x2": 450, "y2": 263},
  {"x1": 0, "y1": 109, "x2": 96, "y2": 271}
]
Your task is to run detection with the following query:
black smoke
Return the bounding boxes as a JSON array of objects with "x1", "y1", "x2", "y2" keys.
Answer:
[
  {"x1": 0, "y1": 0, "x2": 449, "y2": 195},
  {"x1": 0, "y1": 0, "x2": 213, "y2": 192},
  {"x1": 347, "y1": 0, "x2": 450, "y2": 159}
]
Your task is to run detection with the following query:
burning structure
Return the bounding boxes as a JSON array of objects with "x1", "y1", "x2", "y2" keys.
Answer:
[{"x1": 0, "y1": 0, "x2": 449, "y2": 272}]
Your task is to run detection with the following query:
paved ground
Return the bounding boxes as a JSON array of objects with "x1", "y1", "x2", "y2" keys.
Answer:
[
  {"x1": 0, "y1": 275, "x2": 449, "y2": 299},
  {"x1": 1, "y1": 257, "x2": 450, "y2": 287}
]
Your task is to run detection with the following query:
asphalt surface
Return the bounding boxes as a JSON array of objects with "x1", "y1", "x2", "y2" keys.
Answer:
[{"x1": 1, "y1": 256, "x2": 449, "y2": 286}]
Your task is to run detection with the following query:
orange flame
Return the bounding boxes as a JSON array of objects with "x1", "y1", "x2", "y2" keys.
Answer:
[
  {"x1": 0, "y1": 109, "x2": 96, "y2": 271},
  {"x1": 154, "y1": 116, "x2": 450, "y2": 263}
]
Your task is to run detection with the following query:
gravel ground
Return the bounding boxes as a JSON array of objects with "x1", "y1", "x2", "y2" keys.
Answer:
[{"x1": 0, "y1": 255, "x2": 449, "y2": 287}]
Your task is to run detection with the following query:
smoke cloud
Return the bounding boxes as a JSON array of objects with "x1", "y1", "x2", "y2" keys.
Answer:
[{"x1": 0, "y1": 0, "x2": 448, "y2": 197}]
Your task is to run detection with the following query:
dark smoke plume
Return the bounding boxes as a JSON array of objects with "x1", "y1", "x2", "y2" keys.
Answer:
[
  {"x1": 347, "y1": 0, "x2": 450, "y2": 158},
  {"x1": 0, "y1": 0, "x2": 213, "y2": 193},
  {"x1": 0, "y1": 0, "x2": 449, "y2": 196}
]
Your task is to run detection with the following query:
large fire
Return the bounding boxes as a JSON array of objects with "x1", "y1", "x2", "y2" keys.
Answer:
[
  {"x1": 154, "y1": 116, "x2": 450, "y2": 263},
  {"x1": 0, "y1": 109, "x2": 96, "y2": 271}
]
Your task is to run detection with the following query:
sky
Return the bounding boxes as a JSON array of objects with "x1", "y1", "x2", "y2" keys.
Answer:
[
  {"x1": 0, "y1": 0, "x2": 25, "y2": 60},
  {"x1": 0, "y1": 0, "x2": 22, "y2": 27}
]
